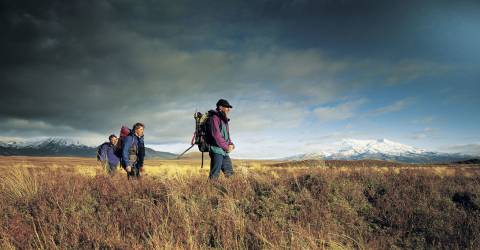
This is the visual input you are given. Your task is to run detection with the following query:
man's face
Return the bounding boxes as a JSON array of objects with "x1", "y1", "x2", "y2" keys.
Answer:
[
  {"x1": 110, "y1": 137, "x2": 118, "y2": 145},
  {"x1": 135, "y1": 126, "x2": 144, "y2": 137},
  {"x1": 219, "y1": 106, "x2": 231, "y2": 115}
]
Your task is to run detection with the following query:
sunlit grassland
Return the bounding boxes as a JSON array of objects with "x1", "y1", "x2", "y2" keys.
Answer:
[
  {"x1": 0, "y1": 156, "x2": 479, "y2": 249},
  {"x1": 1, "y1": 156, "x2": 478, "y2": 178}
]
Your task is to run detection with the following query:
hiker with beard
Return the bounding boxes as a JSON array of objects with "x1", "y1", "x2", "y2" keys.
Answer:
[
  {"x1": 207, "y1": 99, "x2": 235, "y2": 179},
  {"x1": 97, "y1": 134, "x2": 120, "y2": 175},
  {"x1": 121, "y1": 122, "x2": 145, "y2": 179}
]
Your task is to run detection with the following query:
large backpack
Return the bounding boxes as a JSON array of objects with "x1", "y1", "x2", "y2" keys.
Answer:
[
  {"x1": 194, "y1": 111, "x2": 211, "y2": 153},
  {"x1": 115, "y1": 126, "x2": 132, "y2": 164},
  {"x1": 177, "y1": 111, "x2": 212, "y2": 167}
]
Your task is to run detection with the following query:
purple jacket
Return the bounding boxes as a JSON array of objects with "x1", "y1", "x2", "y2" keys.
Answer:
[
  {"x1": 98, "y1": 142, "x2": 120, "y2": 166},
  {"x1": 207, "y1": 109, "x2": 234, "y2": 152}
]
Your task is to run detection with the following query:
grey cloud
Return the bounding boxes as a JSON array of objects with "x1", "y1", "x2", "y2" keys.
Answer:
[
  {"x1": 410, "y1": 127, "x2": 437, "y2": 140},
  {"x1": 412, "y1": 116, "x2": 436, "y2": 124},
  {"x1": 369, "y1": 98, "x2": 414, "y2": 116},
  {"x1": 439, "y1": 144, "x2": 480, "y2": 156},
  {"x1": 230, "y1": 98, "x2": 309, "y2": 131},
  {"x1": 0, "y1": 117, "x2": 103, "y2": 142},
  {"x1": 383, "y1": 61, "x2": 454, "y2": 85},
  {"x1": 313, "y1": 99, "x2": 368, "y2": 122},
  {"x1": 1, "y1": 0, "x2": 467, "y2": 145}
]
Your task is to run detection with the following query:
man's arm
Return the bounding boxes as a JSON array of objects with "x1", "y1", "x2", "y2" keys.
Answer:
[
  {"x1": 98, "y1": 144, "x2": 107, "y2": 161},
  {"x1": 210, "y1": 116, "x2": 229, "y2": 151},
  {"x1": 227, "y1": 126, "x2": 234, "y2": 146},
  {"x1": 122, "y1": 136, "x2": 133, "y2": 167},
  {"x1": 138, "y1": 138, "x2": 145, "y2": 168}
]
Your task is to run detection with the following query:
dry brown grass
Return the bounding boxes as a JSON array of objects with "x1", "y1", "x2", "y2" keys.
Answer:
[
  {"x1": 0, "y1": 156, "x2": 479, "y2": 249},
  {"x1": 0, "y1": 167, "x2": 39, "y2": 205}
]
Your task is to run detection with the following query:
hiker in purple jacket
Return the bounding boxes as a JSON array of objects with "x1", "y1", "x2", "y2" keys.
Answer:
[
  {"x1": 206, "y1": 99, "x2": 235, "y2": 179},
  {"x1": 97, "y1": 134, "x2": 120, "y2": 175}
]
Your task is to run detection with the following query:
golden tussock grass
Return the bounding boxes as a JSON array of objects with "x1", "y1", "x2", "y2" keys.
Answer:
[
  {"x1": 0, "y1": 156, "x2": 479, "y2": 249},
  {"x1": 0, "y1": 167, "x2": 39, "y2": 205}
]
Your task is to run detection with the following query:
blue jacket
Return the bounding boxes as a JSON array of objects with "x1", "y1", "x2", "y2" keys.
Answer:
[
  {"x1": 121, "y1": 133, "x2": 145, "y2": 168},
  {"x1": 98, "y1": 142, "x2": 120, "y2": 166}
]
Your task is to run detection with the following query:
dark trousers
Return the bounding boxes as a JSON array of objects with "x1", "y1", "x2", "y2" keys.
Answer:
[
  {"x1": 209, "y1": 152, "x2": 234, "y2": 179},
  {"x1": 126, "y1": 163, "x2": 141, "y2": 179},
  {"x1": 107, "y1": 163, "x2": 118, "y2": 175},
  {"x1": 101, "y1": 161, "x2": 118, "y2": 175}
]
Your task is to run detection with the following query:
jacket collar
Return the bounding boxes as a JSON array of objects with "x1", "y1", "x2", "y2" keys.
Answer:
[
  {"x1": 129, "y1": 132, "x2": 144, "y2": 140},
  {"x1": 210, "y1": 109, "x2": 230, "y2": 123}
]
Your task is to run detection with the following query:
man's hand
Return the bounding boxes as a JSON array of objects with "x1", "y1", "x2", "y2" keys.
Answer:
[
  {"x1": 139, "y1": 167, "x2": 145, "y2": 173},
  {"x1": 126, "y1": 166, "x2": 132, "y2": 173},
  {"x1": 227, "y1": 144, "x2": 235, "y2": 153}
]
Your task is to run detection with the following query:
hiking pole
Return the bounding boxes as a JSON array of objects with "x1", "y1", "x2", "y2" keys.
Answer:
[
  {"x1": 176, "y1": 133, "x2": 197, "y2": 159},
  {"x1": 176, "y1": 144, "x2": 195, "y2": 159}
]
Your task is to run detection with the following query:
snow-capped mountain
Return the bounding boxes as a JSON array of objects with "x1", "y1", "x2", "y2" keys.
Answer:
[
  {"x1": 0, "y1": 137, "x2": 177, "y2": 159},
  {"x1": 286, "y1": 139, "x2": 476, "y2": 163}
]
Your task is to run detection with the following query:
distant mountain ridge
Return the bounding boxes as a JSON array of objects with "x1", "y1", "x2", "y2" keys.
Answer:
[
  {"x1": 285, "y1": 138, "x2": 477, "y2": 163},
  {"x1": 0, "y1": 138, "x2": 177, "y2": 159},
  {"x1": 454, "y1": 159, "x2": 480, "y2": 164}
]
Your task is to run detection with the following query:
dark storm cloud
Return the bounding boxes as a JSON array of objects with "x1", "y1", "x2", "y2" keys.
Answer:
[
  {"x1": 0, "y1": 0, "x2": 475, "y2": 144},
  {"x1": 0, "y1": 0, "x2": 206, "y2": 134}
]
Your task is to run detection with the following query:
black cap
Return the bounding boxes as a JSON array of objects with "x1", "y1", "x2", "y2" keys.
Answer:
[{"x1": 216, "y1": 99, "x2": 233, "y2": 108}]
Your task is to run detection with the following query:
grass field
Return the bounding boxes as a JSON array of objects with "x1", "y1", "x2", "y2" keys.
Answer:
[{"x1": 0, "y1": 156, "x2": 479, "y2": 249}]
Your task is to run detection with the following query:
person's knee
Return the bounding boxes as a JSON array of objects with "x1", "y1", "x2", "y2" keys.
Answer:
[
  {"x1": 211, "y1": 154, "x2": 223, "y2": 167},
  {"x1": 210, "y1": 161, "x2": 222, "y2": 173},
  {"x1": 223, "y1": 157, "x2": 234, "y2": 175},
  {"x1": 224, "y1": 166, "x2": 234, "y2": 176}
]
